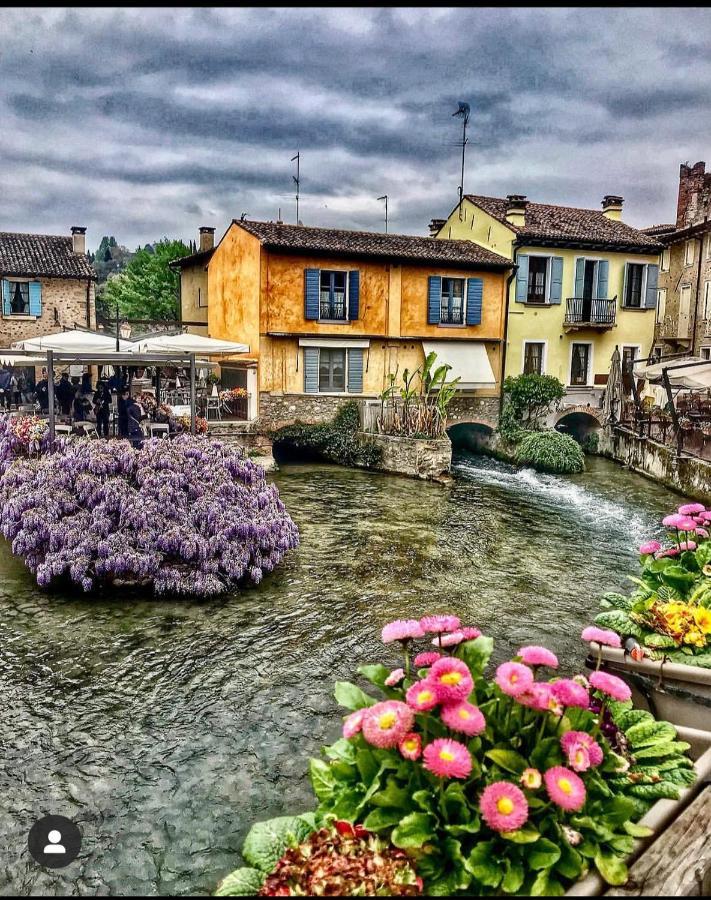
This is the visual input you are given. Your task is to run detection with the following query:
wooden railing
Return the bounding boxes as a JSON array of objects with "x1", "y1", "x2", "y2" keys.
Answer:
[{"x1": 564, "y1": 297, "x2": 617, "y2": 327}]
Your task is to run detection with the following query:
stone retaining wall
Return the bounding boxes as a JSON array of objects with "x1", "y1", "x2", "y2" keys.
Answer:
[
  {"x1": 258, "y1": 392, "x2": 353, "y2": 429},
  {"x1": 447, "y1": 395, "x2": 500, "y2": 427},
  {"x1": 359, "y1": 432, "x2": 452, "y2": 483},
  {"x1": 207, "y1": 420, "x2": 273, "y2": 454}
]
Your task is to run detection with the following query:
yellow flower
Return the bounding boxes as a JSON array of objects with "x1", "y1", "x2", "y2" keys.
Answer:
[
  {"x1": 683, "y1": 630, "x2": 706, "y2": 648},
  {"x1": 694, "y1": 607, "x2": 711, "y2": 635}
]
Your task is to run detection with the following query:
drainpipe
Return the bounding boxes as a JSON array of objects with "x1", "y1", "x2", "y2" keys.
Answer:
[{"x1": 499, "y1": 242, "x2": 519, "y2": 417}]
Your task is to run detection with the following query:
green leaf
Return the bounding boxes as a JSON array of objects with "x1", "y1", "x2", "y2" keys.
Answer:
[
  {"x1": 412, "y1": 789, "x2": 435, "y2": 813},
  {"x1": 309, "y1": 758, "x2": 336, "y2": 802},
  {"x1": 442, "y1": 781, "x2": 471, "y2": 820},
  {"x1": 214, "y1": 867, "x2": 265, "y2": 896},
  {"x1": 357, "y1": 663, "x2": 392, "y2": 690},
  {"x1": 369, "y1": 776, "x2": 413, "y2": 810},
  {"x1": 556, "y1": 845, "x2": 583, "y2": 880},
  {"x1": 391, "y1": 812, "x2": 435, "y2": 849},
  {"x1": 531, "y1": 736, "x2": 562, "y2": 770},
  {"x1": 502, "y1": 858, "x2": 525, "y2": 893},
  {"x1": 528, "y1": 837, "x2": 561, "y2": 870},
  {"x1": 485, "y1": 748, "x2": 528, "y2": 775},
  {"x1": 361, "y1": 807, "x2": 404, "y2": 831},
  {"x1": 457, "y1": 635, "x2": 494, "y2": 678},
  {"x1": 445, "y1": 816, "x2": 481, "y2": 836},
  {"x1": 626, "y1": 719, "x2": 677, "y2": 747},
  {"x1": 501, "y1": 825, "x2": 541, "y2": 843},
  {"x1": 602, "y1": 795, "x2": 638, "y2": 826},
  {"x1": 643, "y1": 633, "x2": 678, "y2": 649},
  {"x1": 324, "y1": 738, "x2": 357, "y2": 764},
  {"x1": 594, "y1": 849, "x2": 629, "y2": 886},
  {"x1": 531, "y1": 870, "x2": 565, "y2": 896},
  {"x1": 242, "y1": 816, "x2": 314, "y2": 873},
  {"x1": 660, "y1": 565, "x2": 697, "y2": 594},
  {"x1": 334, "y1": 681, "x2": 377, "y2": 711},
  {"x1": 623, "y1": 821, "x2": 654, "y2": 838},
  {"x1": 355, "y1": 748, "x2": 380, "y2": 785},
  {"x1": 633, "y1": 740, "x2": 690, "y2": 760},
  {"x1": 466, "y1": 841, "x2": 502, "y2": 888}
]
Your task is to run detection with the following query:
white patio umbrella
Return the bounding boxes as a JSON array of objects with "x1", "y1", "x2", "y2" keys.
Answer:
[
  {"x1": 12, "y1": 328, "x2": 135, "y2": 353},
  {"x1": 129, "y1": 333, "x2": 249, "y2": 355}
]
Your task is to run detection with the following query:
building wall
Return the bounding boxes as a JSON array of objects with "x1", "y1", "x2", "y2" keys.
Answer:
[
  {"x1": 0, "y1": 276, "x2": 95, "y2": 347},
  {"x1": 437, "y1": 199, "x2": 516, "y2": 258},
  {"x1": 178, "y1": 263, "x2": 209, "y2": 332}
]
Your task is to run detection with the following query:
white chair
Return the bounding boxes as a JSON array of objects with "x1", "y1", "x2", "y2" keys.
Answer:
[
  {"x1": 54, "y1": 424, "x2": 72, "y2": 436},
  {"x1": 206, "y1": 396, "x2": 221, "y2": 420},
  {"x1": 149, "y1": 423, "x2": 170, "y2": 439},
  {"x1": 76, "y1": 422, "x2": 99, "y2": 439}
]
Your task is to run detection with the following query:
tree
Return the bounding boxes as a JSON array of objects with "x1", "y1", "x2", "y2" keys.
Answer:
[
  {"x1": 499, "y1": 373, "x2": 565, "y2": 444},
  {"x1": 102, "y1": 238, "x2": 190, "y2": 320}
]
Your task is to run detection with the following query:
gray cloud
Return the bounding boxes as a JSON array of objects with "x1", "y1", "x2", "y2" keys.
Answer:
[{"x1": 0, "y1": 7, "x2": 710, "y2": 249}]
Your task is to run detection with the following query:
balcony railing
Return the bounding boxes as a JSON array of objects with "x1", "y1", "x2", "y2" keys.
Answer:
[
  {"x1": 319, "y1": 300, "x2": 347, "y2": 321},
  {"x1": 564, "y1": 297, "x2": 617, "y2": 328}
]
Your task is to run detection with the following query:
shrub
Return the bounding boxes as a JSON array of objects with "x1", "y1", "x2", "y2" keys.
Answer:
[
  {"x1": 580, "y1": 432, "x2": 599, "y2": 454},
  {"x1": 499, "y1": 374, "x2": 565, "y2": 444},
  {"x1": 515, "y1": 429, "x2": 585, "y2": 474},
  {"x1": 0, "y1": 435, "x2": 299, "y2": 596}
]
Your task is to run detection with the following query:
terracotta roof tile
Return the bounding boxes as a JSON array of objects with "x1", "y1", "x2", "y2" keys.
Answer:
[
  {"x1": 0, "y1": 231, "x2": 95, "y2": 279},
  {"x1": 170, "y1": 247, "x2": 215, "y2": 269}
]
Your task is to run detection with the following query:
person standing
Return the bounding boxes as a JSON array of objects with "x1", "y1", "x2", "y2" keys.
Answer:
[
  {"x1": 55, "y1": 372, "x2": 74, "y2": 417},
  {"x1": 14, "y1": 371, "x2": 26, "y2": 408},
  {"x1": 117, "y1": 388, "x2": 130, "y2": 438},
  {"x1": 0, "y1": 367, "x2": 10, "y2": 411},
  {"x1": 93, "y1": 380, "x2": 112, "y2": 438},
  {"x1": 35, "y1": 369, "x2": 49, "y2": 414}
]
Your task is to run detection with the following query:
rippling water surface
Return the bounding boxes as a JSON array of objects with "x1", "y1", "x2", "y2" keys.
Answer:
[{"x1": 0, "y1": 453, "x2": 683, "y2": 895}]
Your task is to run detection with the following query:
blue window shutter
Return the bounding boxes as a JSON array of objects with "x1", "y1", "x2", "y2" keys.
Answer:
[
  {"x1": 596, "y1": 260, "x2": 609, "y2": 299},
  {"x1": 29, "y1": 281, "x2": 42, "y2": 316},
  {"x1": 347, "y1": 348, "x2": 363, "y2": 393},
  {"x1": 427, "y1": 276, "x2": 442, "y2": 324},
  {"x1": 645, "y1": 264, "x2": 659, "y2": 308},
  {"x1": 466, "y1": 277, "x2": 483, "y2": 325},
  {"x1": 1, "y1": 280, "x2": 10, "y2": 316},
  {"x1": 574, "y1": 258, "x2": 585, "y2": 297},
  {"x1": 515, "y1": 255, "x2": 528, "y2": 302},
  {"x1": 303, "y1": 347, "x2": 319, "y2": 393},
  {"x1": 348, "y1": 270, "x2": 360, "y2": 320},
  {"x1": 549, "y1": 257, "x2": 563, "y2": 304},
  {"x1": 304, "y1": 269, "x2": 320, "y2": 320}
]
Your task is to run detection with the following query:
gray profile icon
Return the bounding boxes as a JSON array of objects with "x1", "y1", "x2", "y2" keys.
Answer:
[
  {"x1": 28, "y1": 815, "x2": 81, "y2": 868},
  {"x1": 43, "y1": 829, "x2": 66, "y2": 855}
]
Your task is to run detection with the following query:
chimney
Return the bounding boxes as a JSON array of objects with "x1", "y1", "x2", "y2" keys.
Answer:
[
  {"x1": 198, "y1": 226, "x2": 215, "y2": 252},
  {"x1": 71, "y1": 226, "x2": 86, "y2": 254},
  {"x1": 505, "y1": 194, "x2": 527, "y2": 227},
  {"x1": 601, "y1": 195, "x2": 624, "y2": 221},
  {"x1": 428, "y1": 218, "x2": 446, "y2": 237},
  {"x1": 676, "y1": 161, "x2": 711, "y2": 228}
]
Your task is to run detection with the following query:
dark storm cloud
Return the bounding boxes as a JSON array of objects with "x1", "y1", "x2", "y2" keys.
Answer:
[{"x1": 1, "y1": 7, "x2": 710, "y2": 249}]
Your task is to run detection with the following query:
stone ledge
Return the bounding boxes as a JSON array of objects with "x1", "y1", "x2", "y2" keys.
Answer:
[{"x1": 359, "y1": 431, "x2": 452, "y2": 484}]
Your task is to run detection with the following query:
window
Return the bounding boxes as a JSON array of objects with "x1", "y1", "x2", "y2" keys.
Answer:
[
  {"x1": 706, "y1": 234, "x2": 711, "y2": 261},
  {"x1": 9, "y1": 281, "x2": 30, "y2": 315},
  {"x1": 440, "y1": 277, "x2": 465, "y2": 324},
  {"x1": 570, "y1": 343, "x2": 591, "y2": 386},
  {"x1": 702, "y1": 347, "x2": 711, "y2": 361},
  {"x1": 319, "y1": 270, "x2": 347, "y2": 321},
  {"x1": 705, "y1": 281, "x2": 711, "y2": 321},
  {"x1": 523, "y1": 342, "x2": 545, "y2": 375},
  {"x1": 197, "y1": 287, "x2": 207, "y2": 308},
  {"x1": 624, "y1": 263, "x2": 645, "y2": 308},
  {"x1": 318, "y1": 348, "x2": 346, "y2": 392},
  {"x1": 685, "y1": 239, "x2": 695, "y2": 266},
  {"x1": 651, "y1": 345, "x2": 663, "y2": 363},
  {"x1": 656, "y1": 288, "x2": 666, "y2": 325},
  {"x1": 527, "y1": 256, "x2": 548, "y2": 303},
  {"x1": 661, "y1": 247, "x2": 670, "y2": 272},
  {"x1": 622, "y1": 346, "x2": 639, "y2": 374}
]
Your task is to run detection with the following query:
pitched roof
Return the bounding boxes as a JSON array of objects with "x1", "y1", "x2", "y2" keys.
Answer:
[
  {"x1": 464, "y1": 195, "x2": 663, "y2": 251},
  {"x1": 641, "y1": 223, "x2": 676, "y2": 236},
  {"x1": 0, "y1": 231, "x2": 95, "y2": 279},
  {"x1": 169, "y1": 247, "x2": 215, "y2": 269},
  {"x1": 234, "y1": 219, "x2": 512, "y2": 269}
]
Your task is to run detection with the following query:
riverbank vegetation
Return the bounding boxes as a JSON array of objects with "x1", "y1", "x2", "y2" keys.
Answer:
[
  {"x1": 271, "y1": 401, "x2": 382, "y2": 468},
  {"x1": 376, "y1": 352, "x2": 460, "y2": 439}
]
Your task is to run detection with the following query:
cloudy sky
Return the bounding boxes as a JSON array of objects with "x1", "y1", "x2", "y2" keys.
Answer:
[{"x1": 2, "y1": 7, "x2": 711, "y2": 252}]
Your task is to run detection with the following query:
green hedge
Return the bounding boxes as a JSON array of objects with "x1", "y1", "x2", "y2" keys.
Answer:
[{"x1": 515, "y1": 429, "x2": 585, "y2": 474}]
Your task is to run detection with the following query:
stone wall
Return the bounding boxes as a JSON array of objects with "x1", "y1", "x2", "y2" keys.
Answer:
[
  {"x1": 207, "y1": 419, "x2": 273, "y2": 453},
  {"x1": 258, "y1": 392, "x2": 358, "y2": 429},
  {"x1": 0, "y1": 277, "x2": 95, "y2": 347},
  {"x1": 359, "y1": 432, "x2": 452, "y2": 483},
  {"x1": 447, "y1": 395, "x2": 500, "y2": 428}
]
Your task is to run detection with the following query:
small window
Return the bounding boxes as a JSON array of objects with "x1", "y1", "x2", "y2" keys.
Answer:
[
  {"x1": 570, "y1": 343, "x2": 591, "y2": 386},
  {"x1": 656, "y1": 288, "x2": 666, "y2": 324},
  {"x1": 440, "y1": 277, "x2": 465, "y2": 324},
  {"x1": 8, "y1": 281, "x2": 30, "y2": 315},
  {"x1": 622, "y1": 346, "x2": 639, "y2": 373},
  {"x1": 624, "y1": 263, "x2": 645, "y2": 308},
  {"x1": 197, "y1": 287, "x2": 207, "y2": 309},
  {"x1": 523, "y1": 342, "x2": 545, "y2": 375},
  {"x1": 704, "y1": 281, "x2": 711, "y2": 321},
  {"x1": 319, "y1": 271, "x2": 347, "y2": 321},
  {"x1": 685, "y1": 239, "x2": 695, "y2": 266},
  {"x1": 661, "y1": 247, "x2": 670, "y2": 271},
  {"x1": 318, "y1": 348, "x2": 346, "y2": 392},
  {"x1": 527, "y1": 256, "x2": 549, "y2": 303},
  {"x1": 702, "y1": 347, "x2": 711, "y2": 361}
]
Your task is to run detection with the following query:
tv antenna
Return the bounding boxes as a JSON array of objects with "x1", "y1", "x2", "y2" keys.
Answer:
[
  {"x1": 377, "y1": 195, "x2": 388, "y2": 233},
  {"x1": 452, "y1": 101, "x2": 470, "y2": 220},
  {"x1": 291, "y1": 152, "x2": 300, "y2": 224}
]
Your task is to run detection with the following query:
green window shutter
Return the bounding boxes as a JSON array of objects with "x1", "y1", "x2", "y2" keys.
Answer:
[
  {"x1": 596, "y1": 260, "x2": 609, "y2": 299},
  {"x1": 549, "y1": 257, "x2": 564, "y2": 304},
  {"x1": 574, "y1": 258, "x2": 585, "y2": 297},
  {"x1": 1, "y1": 280, "x2": 10, "y2": 316},
  {"x1": 427, "y1": 276, "x2": 441, "y2": 323},
  {"x1": 304, "y1": 269, "x2": 320, "y2": 320},
  {"x1": 303, "y1": 347, "x2": 319, "y2": 393},
  {"x1": 644, "y1": 264, "x2": 659, "y2": 308},
  {"x1": 347, "y1": 349, "x2": 363, "y2": 393},
  {"x1": 29, "y1": 281, "x2": 42, "y2": 316},
  {"x1": 515, "y1": 255, "x2": 529, "y2": 302}
]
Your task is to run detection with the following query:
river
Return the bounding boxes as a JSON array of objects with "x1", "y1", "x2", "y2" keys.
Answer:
[{"x1": 1, "y1": 453, "x2": 683, "y2": 895}]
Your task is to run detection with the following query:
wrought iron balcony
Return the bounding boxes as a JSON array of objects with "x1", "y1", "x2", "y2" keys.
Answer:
[
  {"x1": 319, "y1": 300, "x2": 347, "y2": 321},
  {"x1": 564, "y1": 297, "x2": 617, "y2": 329}
]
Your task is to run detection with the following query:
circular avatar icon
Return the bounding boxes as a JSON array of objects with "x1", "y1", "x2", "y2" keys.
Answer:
[{"x1": 28, "y1": 815, "x2": 82, "y2": 868}]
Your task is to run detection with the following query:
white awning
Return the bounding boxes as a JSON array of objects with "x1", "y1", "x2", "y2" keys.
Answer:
[
  {"x1": 633, "y1": 356, "x2": 711, "y2": 389},
  {"x1": 12, "y1": 329, "x2": 134, "y2": 353},
  {"x1": 298, "y1": 337, "x2": 370, "y2": 349},
  {"x1": 130, "y1": 333, "x2": 249, "y2": 355},
  {"x1": 422, "y1": 341, "x2": 496, "y2": 389},
  {"x1": 0, "y1": 352, "x2": 49, "y2": 367}
]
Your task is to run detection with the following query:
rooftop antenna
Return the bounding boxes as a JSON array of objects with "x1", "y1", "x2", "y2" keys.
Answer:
[
  {"x1": 452, "y1": 101, "x2": 470, "y2": 221},
  {"x1": 291, "y1": 152, "x2": 300, "y2": 224},
  {"x1": 377, "y1": 195, "x2": 388, "y2": 233}
]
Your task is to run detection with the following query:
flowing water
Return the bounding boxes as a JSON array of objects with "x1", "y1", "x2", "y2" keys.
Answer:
[{"x1": 0, "y1": 453, "x2": 685, "y2": 895}]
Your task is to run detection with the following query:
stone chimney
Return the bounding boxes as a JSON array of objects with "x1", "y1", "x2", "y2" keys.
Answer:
[
  {"x1": 601, "y1": 195, "x2": 624, "y2": 221},
  {"x1": 199, "y1": 226, "x2": 215, "y2": 252},
  {"x1": 71, "y1": 226, "x2": 86, "y2": 254},
  {"x1": 676, "y1": 161, "x2": 711, "y2": 228},
  {"x1": 428, "y1": 218, "x2": 446, "y2": 237},
  {"x1": 505, "y1": 194, "x2": 527, "y2": 227}
]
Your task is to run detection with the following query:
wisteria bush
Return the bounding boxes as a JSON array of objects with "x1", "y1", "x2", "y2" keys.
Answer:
[{"x1": 0, "y1": 434, "x2": 299, "y2": 596}]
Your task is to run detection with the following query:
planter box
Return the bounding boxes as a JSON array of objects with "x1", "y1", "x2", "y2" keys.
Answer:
[
  {"x1": 587, "y1": 646, "x2": 711, "y2": 731},
  {"x1": 566, "y1": 725, "x2": 711, "y2": 895},
  {"x1": 357, "y1": 431, "x2": 452, "y2": 483}
]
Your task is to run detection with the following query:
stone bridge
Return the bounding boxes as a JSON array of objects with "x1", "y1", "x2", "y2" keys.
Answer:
[{"x1": 553, "y1": 404, "x2": 605, "y2": 428}]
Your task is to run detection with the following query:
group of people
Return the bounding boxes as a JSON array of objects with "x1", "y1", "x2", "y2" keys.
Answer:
[{"x1": 0, "y1": 368, "x2": 34, "y2": 409}]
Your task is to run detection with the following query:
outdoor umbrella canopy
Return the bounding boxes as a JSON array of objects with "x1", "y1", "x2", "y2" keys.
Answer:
[
  {"x1": 633, "y1": 356, "x2": 706, "y2": 383},
  {"x1": 11, "y1": 329, "x2": 135, "y2": 353},
  {"x1": 129, "y1": 333, "x2": 250, "y2": 355}
]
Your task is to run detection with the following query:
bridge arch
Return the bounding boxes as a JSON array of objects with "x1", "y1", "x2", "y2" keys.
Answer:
[
  {"x1": 554, "y1": 406, "x2": 603, "y2": 444},
  {"x1": 447, "y1": 418, "x2": 496, "y2": 452}
]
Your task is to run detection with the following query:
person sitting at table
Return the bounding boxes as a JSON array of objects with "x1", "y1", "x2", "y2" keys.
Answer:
[
  {"x1": 93, "y1": 379, "x2": 112, "y2": 438},
  {"x1": 55, "y1": 372, "x2": 74, "y2": 417}
]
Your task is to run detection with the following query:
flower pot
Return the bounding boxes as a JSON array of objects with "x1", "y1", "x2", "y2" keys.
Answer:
[
  {"x1": 587, "y1": 646, "x2": 711, "y2": 731},
  {"x1": 565, "y1": 725, "x2": 711, "y2": 895}
]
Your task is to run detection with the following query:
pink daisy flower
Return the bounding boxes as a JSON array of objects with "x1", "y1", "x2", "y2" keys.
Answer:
[
  {"x1": 544, "y1": 766, "x2": 587, "y2": 812},
  {"x1": 342, "y1": 709, "x2": 364, "y2": 739},
  {"x1": 420, "y1": 614, "x2": 461, "y2": 634},
  {"x1": 520, "y1": 768, "x2": 542, "y2": 790},
  {"x1": 461, "y1": 627, "x2": 482, "y2": 640},
  {"x1": 701, "y1": 510, "x2": 711, "y2": 523},
  {"x1": 696, "y1": 528, "x2": 709, "y2": 538},
  {"x1": 440, "y1": 701, "x2": 486, "y2": 736},
  {"x1": 422, "y1": 738, "x2": 472, "y2": 779},
  {"x1": 495, "y1": 662, "x2": 534, "y2": 697},
  {"x1": 405, "y1": 679, "x2": 439, "y2": 712},
  {"x1": 433, "y1": 630, "x2": 465, "y2": 648},
  {"x1": 385, "y1": 668, "x2": 405, "y2": 687},
  {"x1": 413, "y1": 651, "x2": 441, "y2": 669},
  {"x1": 663, "y1": 513, "x2": 688, "y2": 528},
  {"x1": 552, "y1": 678, "x2": 590, "y2": 709},
  {"x1": 398, "y1": 732, "x2": 422, "y2": 761},
  {"x1": 679, "y1": 540, "x2": 697, "y2": 551},
  {"x1": 518, "y1": 646, "x2": 559, "y2": 668},
  {"x1": 676, "y1": 516, "x2": 698, "y2": 532},
  {"x1": 589, "y1": 670, "x2": 632, "y2": 702},
  {"x1": 657, "y1": 547, "x2": 680, "y2": 558},
  {"x1": 429, "y1": 657, "x2": 474, "y2": 704},
  {"x1": 480, "y1": 782, "x2": 529, "y2": 833},
  {"x1": 639, "y1": 540, "x2": 662, "y2": 555},
  {"x1": 679, "y1": 503, "x2": 706, "y2": 515},
  {"x1": 560, "y1": 731, "x2": 603, "y2": 771},
  {"x1": 361, "y1": 701, "x2": 414, "y2": 749},
  {"x1": 381, "y1": 619, "x2": 424, "y2": 643},
  {"x1": 581, "y1": 626, "x2": 622, "y2": 648}
]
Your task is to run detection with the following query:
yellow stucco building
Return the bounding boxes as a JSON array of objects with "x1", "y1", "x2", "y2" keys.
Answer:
[
  {"x1": 436, "y1": 194, "x2": 663, "y2": 415},
  {"x1": 174, "y1": 219, "x2": 513, "y2": 427}
]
